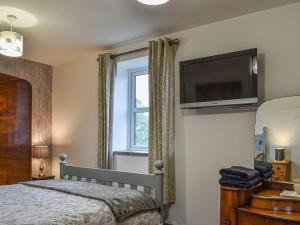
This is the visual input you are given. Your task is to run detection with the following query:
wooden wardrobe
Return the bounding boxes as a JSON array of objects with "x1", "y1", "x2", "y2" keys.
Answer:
[{"x1": 0, "y1": 73, "x2": 32, "y2": 185}]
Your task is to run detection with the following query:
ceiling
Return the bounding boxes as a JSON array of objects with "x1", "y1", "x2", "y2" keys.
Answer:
[{"x1": 0, "y1": 0, "x2": 298, "y2": 66}]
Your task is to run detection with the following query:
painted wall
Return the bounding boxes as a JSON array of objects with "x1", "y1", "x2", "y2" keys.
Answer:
[
  {"x1": 0, "y1": 56, "x2": 52, "y2": 176},
  {"x1": 52, "y1": 54, "x2": 98, "y2": 176},
  {"x1": 52, "y1": 3, "x2": 300, "y2": 225}
]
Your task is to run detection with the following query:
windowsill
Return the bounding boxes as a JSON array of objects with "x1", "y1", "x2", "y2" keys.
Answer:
[{"x1": 113, "y1": 151, "x2": 148, "y2": 157}]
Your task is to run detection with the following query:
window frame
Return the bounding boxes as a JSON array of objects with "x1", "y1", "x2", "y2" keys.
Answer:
[{"x1": 128, "y1": 66, "x2": 149, "y2": 152}]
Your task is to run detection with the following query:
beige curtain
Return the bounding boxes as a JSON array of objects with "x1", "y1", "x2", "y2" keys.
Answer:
[
  {"x1": 98, "y1": 53, "x2": 117, "y2": 169},
  {"x1": 148, "y1": 38, "x2": 178, "y2": 204}
]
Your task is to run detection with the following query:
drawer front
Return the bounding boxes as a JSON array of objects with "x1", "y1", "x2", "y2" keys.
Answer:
[
  {"x1": 273, "y1": 164, "x2": 287, "y2": 173},
  {"x1": 273, "y1": 172, "x2": 288, "y2": 181},
  {"x1": 238, "y1": 210, "x2": 299, "y2": 225}
]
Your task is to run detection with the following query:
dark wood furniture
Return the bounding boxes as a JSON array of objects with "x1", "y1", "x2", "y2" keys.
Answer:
[
  {"x1": 0, "y1": 73, "x2": 32, "y2": 185},
  {"x1": 220, "y1": 181, "x2": 300, "y2": 225},
  {"x1": 32, "y1": 175, "x2": 55, "y2": 180},
  {"x1": 271, "y1": 160, "x2": 291, "y2": 182}
]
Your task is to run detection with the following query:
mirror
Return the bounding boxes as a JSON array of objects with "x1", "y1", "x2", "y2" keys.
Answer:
[{"x1": 255, "y1": 96, "x2": 300, "y2": 182}]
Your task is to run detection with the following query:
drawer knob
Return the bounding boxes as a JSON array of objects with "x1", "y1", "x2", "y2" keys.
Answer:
[{"x1": 224, "y1": 219, "x2": 231, "y2": 225}]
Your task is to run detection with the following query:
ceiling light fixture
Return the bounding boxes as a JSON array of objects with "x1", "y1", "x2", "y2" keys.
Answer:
[
  {"x1": 0, "y1": 15, "x2": 23, "y2": 57},
  {"x1": 137, "y1": 0, "x2": 170, "y2": 6},
  {"x1": 0, "y1": 7, "x2": 38, "y2": 28}
]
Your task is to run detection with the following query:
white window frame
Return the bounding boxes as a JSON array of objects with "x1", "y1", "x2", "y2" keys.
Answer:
[{"x1": 128, "y1": 67, "x2": 149, "y2": 151}]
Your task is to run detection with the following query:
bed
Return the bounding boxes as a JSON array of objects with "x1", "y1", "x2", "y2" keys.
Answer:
[{"x1": 0, "y1": 154, "x2": 164, "y2": 225}]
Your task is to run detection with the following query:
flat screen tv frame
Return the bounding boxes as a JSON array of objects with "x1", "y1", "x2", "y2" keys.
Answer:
[{"x1": 180, "y1": 48, "x2": 262, "y2": 109}]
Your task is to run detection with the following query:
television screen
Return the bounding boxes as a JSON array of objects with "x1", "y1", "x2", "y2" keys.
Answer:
[{"x1": 180, "y1": 49, "x2": 258, "y2": 108}]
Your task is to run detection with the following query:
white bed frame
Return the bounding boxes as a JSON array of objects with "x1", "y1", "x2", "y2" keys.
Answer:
[{"x1": 59, "y1": 154, "x2": 165, "y2": 217}]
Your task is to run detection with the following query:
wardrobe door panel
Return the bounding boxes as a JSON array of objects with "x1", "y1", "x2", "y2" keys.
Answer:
[{"x1": 0, "y1": 73, "x2": 32, "y2": 185}]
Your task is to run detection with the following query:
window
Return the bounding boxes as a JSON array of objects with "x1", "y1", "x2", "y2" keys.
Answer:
[
  {"x1": 113, "y1": 56, "x2": 149, "y2": 155},
  {"x1": 129, "y1": 67, "x2": 149, "y2": 151}
]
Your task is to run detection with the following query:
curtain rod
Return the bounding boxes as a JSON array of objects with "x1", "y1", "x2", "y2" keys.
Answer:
[
  {"x1": 111, "y1": 47, "x2": 148, "y2": 59},
  {"x1": 97, "y1": 38, "x2": 179, "y2": 61}
]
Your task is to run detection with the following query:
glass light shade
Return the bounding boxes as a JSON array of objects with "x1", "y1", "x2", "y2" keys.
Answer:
[
  {"x1": 137, "y1": 0, "x2": 170, "y2": 5},
  {"x1": 0, "y1": 31, "x2": 23, "y2": 57}
]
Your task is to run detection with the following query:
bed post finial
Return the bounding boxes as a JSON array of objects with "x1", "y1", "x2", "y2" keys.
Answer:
[
  {"x1": 59, "y1": 153, "x2": 67, "y2": 179},
  {"x1": 59, "y1": 153, "x2": 68, "y2": 165},
  {"x1": 154, "y1": 160, "x2": 164, "y2": 175}
]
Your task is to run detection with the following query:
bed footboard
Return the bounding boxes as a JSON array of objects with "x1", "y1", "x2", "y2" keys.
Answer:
[{"x1": 59, "y1": 154, "x2": 164, "y2": 217}]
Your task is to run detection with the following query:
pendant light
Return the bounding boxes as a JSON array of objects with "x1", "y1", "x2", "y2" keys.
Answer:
[
  {"x1": 0, "y1": 15, "x2": 23, "y2": 57},
  {"x1": 137, "y1": 0, "x2": 170, "y2": 6}
]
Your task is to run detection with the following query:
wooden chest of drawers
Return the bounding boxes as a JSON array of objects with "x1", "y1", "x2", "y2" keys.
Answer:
[
  {"x1": 271, "y1": 161, "x2": 290, "y2": 182},
  {"x1": 220, "y1": 181, "x2": 300, "y2": 225}
]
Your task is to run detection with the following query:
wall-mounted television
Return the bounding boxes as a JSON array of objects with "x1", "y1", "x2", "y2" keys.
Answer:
[{"x1": 180, "y1": 48, "x2": 258, "y2": 109}]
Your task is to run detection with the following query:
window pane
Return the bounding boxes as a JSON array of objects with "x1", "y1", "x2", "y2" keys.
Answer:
[
  {"x1": 134, "y1": 112, "x2": 149, "y2": 147},
  {"x1": 135, "y1": 74, "x2": 149, "y2": 108}
]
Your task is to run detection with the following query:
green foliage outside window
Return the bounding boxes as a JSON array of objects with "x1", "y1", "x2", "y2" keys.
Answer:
[{"x1": 134, "y1": 109, "x2": 149, "y2": 147}]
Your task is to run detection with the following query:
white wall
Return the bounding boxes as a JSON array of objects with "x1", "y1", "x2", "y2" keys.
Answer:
[
  {"x1": 52, "y1": 3, "x2": 300, "y2": 225},
  {"x1": 52, "y1": 54, "x2": 99, "y2": 176}
]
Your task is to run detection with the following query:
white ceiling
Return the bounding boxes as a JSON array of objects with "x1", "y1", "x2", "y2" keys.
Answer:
[{"x1": 0, "y1": 0, "x2": 298, "y2": 66}]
